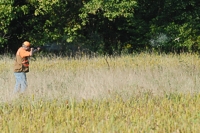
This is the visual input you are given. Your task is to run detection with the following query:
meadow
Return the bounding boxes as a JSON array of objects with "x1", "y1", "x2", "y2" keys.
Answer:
[{"x1": 0, "y1": 53, "x2": 200, "y2": 132}]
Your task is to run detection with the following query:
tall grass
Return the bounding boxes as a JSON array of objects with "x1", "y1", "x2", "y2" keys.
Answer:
[{"x1": 0, "y1": 53, "x2": 200, "y2": 132}]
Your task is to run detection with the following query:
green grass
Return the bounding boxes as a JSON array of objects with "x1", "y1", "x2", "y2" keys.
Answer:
[{"x1": 0, "y1": 94, "x2": 200, "y2": 132}]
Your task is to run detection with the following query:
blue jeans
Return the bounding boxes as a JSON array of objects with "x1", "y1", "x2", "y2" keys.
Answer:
[{"x1": 14, "y1": 72, "x2": 27, "y2": 93}]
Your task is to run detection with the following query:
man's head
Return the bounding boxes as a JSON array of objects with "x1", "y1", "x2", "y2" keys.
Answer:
[{"x1": 22, "y1": 41, "x2": 31, "y2": 50}]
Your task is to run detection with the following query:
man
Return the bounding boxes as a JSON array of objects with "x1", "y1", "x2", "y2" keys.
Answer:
[{"x1": 14, "y1": 41, "x2": 40, "y2": 93}]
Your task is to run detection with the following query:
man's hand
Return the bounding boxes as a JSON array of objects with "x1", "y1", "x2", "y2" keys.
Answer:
[
  {"x1": 30, "y1": 48, "x2": 34, "y2": 56},
  {"x1": 37, "y1": 47, "x2": 41, "y2": 51},
  {"x1": 32, "y1": 47, "x2": 40, "y2": 53}
]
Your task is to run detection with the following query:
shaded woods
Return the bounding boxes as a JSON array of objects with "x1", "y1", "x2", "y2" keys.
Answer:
[{"x1": 0, "y1": 0, "x2": 200, "y2": 54}]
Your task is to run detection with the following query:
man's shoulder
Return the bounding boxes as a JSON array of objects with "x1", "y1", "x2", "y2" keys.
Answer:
[
  {"x1": 17, "y1": 47, "x2": 30, "y2": 57},
  {"x1": 16, "y1": 47, "x2": 23, "y2": 53}
]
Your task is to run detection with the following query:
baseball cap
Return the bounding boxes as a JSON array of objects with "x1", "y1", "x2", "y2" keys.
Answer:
[{"x1": 23, "y1": 41, "x2": 31, "y2": 47}]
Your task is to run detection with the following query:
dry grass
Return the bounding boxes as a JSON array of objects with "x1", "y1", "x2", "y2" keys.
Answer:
[
  {"x1": 1, "y1": 53, "x2": 200, "y2": 101},
  {"x1": 0, "y1": 53, "x2": 200, "y2": 132}
]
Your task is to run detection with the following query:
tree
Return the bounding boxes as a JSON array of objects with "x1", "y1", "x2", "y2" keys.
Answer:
[
  {"x1": 0, "y1": 0, "x2": 14, "y2": 52},
  {"x1": 146, "y1": 0, "x2": 200, "y2": 52},
  {"x1": 79, "y1": 0, "x2": 137, "y2": 54}
]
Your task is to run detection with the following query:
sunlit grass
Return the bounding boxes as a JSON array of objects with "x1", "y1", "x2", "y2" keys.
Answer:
[{"x1": 0, "y1": 53, "x2": 200, "y2": 132}]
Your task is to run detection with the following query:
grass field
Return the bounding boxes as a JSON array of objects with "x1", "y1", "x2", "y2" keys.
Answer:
[{"x1": 0, "y1": 53, "x2": 200, "y2": 132}]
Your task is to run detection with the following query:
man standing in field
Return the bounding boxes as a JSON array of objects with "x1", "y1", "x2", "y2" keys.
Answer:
[{"x1": 14, "y1": 41, "x2": 40, "y2": 93}]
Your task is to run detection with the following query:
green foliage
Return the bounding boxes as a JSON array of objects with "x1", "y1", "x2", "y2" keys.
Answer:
[
  {"x1": 0, "y1": 2, "x2": 14, "y2": 47},
  {"x1": 78, "y1": 0, "x2": 137, "y2": 54},
  {"x1": 80, "y1": 0, "x2": 136, "y2": 21},
  {"x1": 147, "y1": 0, "x2": 200, "y2": 52},
  {"x1": 0, "y1": 0, "x2": 200, "y2": 54}
]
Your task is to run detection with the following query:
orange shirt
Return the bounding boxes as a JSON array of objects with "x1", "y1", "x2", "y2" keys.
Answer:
[
  {"x1": 14, "y1": 47, "x2": 31, "y2": 73},
  {"x1": 16, "y1": 47, "x2": 31, "y2": 58}
]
